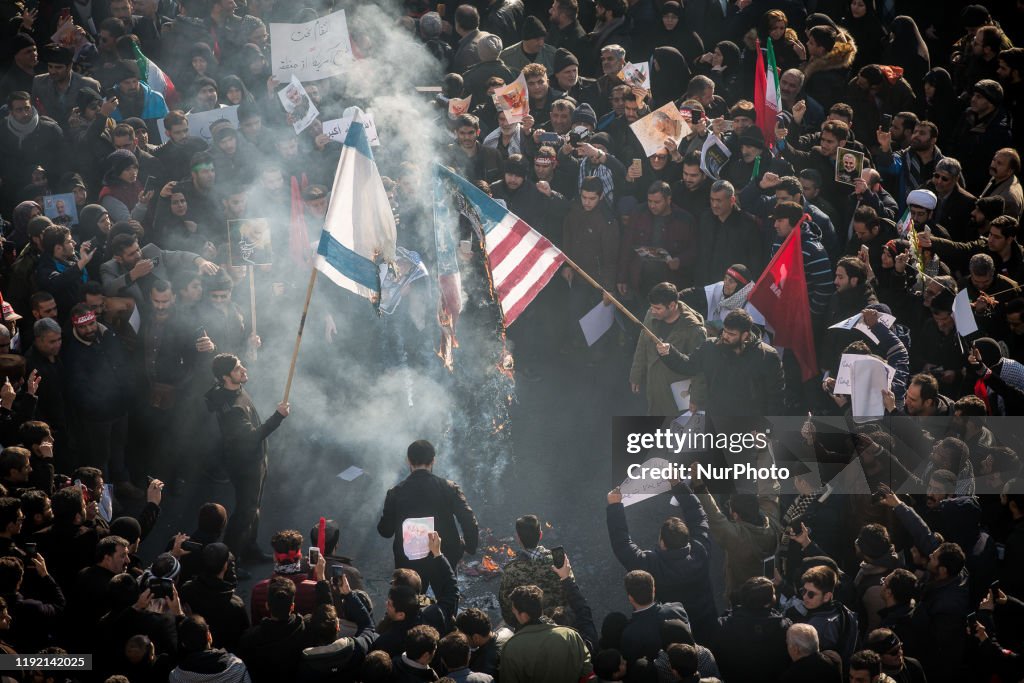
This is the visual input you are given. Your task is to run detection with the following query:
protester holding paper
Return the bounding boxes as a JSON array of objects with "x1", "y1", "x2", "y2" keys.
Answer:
[
  {"x1": 377, "y1": 440, "x2": 479, "y2": 592},
  {"x1": 628, "y1": 283, "x2": 707, "y2": 415}
]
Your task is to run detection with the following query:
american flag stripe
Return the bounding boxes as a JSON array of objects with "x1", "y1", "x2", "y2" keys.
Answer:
[{"x1": 501, "y1": 254, "x2": 564, "y2": 325}]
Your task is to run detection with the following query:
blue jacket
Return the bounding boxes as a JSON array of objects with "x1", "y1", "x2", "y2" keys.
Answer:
[
  {"x1": 112, "y1": 82, "x2": 169, "y2": 125},
  {"x1": 770, "y1": 220, "x2": 833, "y2": 316}
]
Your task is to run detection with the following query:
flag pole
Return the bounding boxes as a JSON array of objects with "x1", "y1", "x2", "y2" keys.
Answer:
[
  {"x1": 561, "y1": 255, "x2": 662, "y2": 343},
  {"x1": 282, "y1": 268, "x2": 317, "y2": 404}
]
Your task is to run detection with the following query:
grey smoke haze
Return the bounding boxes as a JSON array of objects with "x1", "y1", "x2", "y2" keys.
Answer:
[{"x1": 244, "y1": 0, "x2": 514, "y2": 516}]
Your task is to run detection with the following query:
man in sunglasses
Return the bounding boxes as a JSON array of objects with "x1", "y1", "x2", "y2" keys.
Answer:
[
  {"x1": 788, "y1": 564, "x2": 859, "y2": 663},
  {"x1": 927, "y1": 158, "x2": 978, "y2": 241}
]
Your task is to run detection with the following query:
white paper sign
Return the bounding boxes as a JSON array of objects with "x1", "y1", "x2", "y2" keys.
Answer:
[
  {"x1": 952, "y1": 288, "x2": 979, "y2": 337},
  {"x1": 579, "y1": 300, "x2": 615, "y2": 346},
  {"x1": 834, "y1": 353, "x2": 895, "y2": 396},
  {"x1": 619, "y1": 457, "x2": 673, "y2": 507},
  {"x1": 401, "y1": 517, "x2": 434, "y2": 560},
  {"x1": 851, "y1": 356, "x2": 891, "y2": 420},
  {"x1": 828, "y1": 311, "x2": 896, "y2": 344},
  {"x1": 159, "y1": 105, "x2": 239, "y2": 144},
  {"x1": 323, "y1": 110, "x2": 380, "y2": 147},
  {"x1": 270, "y1": 9, "x2": 353, "y2": 82},
  {"x1": 670, "y1": 379, "x2": 691, "y2": 411}
]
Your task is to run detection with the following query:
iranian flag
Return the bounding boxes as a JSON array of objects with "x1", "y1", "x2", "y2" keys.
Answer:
[
  {"x1": 754, "y1": 38, "x2": 782, "y2": 148},
  {"x1": 132, "y1": 42, "x2": 178, "y2": 108}
]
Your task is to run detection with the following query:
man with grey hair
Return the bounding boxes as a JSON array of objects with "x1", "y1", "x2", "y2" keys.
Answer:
[
  {"x1": 596, "y1": 44, "x2": 627, "y2": 102},
  {"x1": 962, "y1": 252, "x2": 1021, "y2": 338},
  {"x1": 696, "y1": 180, "x2": 762, "y2": 285},
  {"x1": 783, "y1": 623, "x2": 842, "y2": 681},
  {"x1": 25, "y1": 316, "x2": 68, "y2": 457},
  {"x1": 780, "y1": 69, "x2": 825, "y2": 129},
  {"x1": 929, "y1": 157, "x2": 978, "y2": 240}
]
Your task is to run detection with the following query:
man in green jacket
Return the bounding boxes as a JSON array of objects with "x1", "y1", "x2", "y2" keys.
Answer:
[{"x1": 501, "y1": 584, "x2": 592, "y2": 682}]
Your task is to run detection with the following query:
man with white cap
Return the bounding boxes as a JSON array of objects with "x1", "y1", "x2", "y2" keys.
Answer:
[{"x1": 906, "y1": 188, "x2": 951, "y2": 238}]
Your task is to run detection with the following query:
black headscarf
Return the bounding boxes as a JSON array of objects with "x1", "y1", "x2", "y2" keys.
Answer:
[{"x1": 650, "y1": 47, "x2": 691, "y2": 108}]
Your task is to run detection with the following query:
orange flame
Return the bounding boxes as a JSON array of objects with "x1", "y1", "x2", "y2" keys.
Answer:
[{"x1": 481, "y1": 556, "x2": 500, "y2": 572}]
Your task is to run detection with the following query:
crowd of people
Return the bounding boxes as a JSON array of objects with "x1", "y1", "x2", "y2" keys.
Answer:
[{"x1": 1, "y1": 0, "x2": 1024, "y2": 681}]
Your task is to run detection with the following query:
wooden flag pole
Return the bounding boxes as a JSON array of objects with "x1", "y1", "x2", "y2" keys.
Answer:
[
  {"x1": 282, "y1": 267, "x2": 318, "y2": 404},
  {"x1": 248, "y1": 266, "x2": 258, "y2": 335},
  {"x1": 561, "y1": 255, "x2": 662, "y2": 343}
]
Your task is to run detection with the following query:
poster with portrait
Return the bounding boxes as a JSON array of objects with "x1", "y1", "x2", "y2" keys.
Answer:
[
  {"x1": 630, "y1": 101, "x2": 691, "y2": 157},
  {"x1": 447, "y1": 95, "x2": 472, "y2": 120},
  {"x1": 401, "y1": 517, "x2": 434, "y2": 560},
  {"x1": 618, "y1": 61, "x2": 650, "y2": 90},
  {"x1": 228, "y1": 218, "x2": 273, "y2": 267},
  {"x1": 277, "y1": 74, "x2": 320, "y2": 134},
  {"x1": 492, "y1": 72, "x2": 529, "y2": 124},
  {"x1": 835, "y1": 148, "x2": 865, "y2": 186},
  {"x1": 43, "y1": 193, "x2": 77, "y2": 227}
]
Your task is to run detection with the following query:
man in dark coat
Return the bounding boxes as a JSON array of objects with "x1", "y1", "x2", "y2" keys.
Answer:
[
  {"x1": 377, "y1": 440, "x2": 478, "y2": 592},
  {"x1": 695, "y1": 180, "x2": 762, "y2": 286},
  {"x1": 619, "y1": 569, "x2": 691, "y2": 662},
  {"x1": 714, "y1": 577, "x2": 793, "y2": 683},
  {"x1": 617, "y1": 181, "x2": 698, "y2": 298},
  {"x1": 0, "y1": 91, "x2": 65, "y2": 215},
  {"x1": 180, "y1": 542, "x2": 250, "y2": 653},
  {"x1": 780, "y1": 623, "x2": 843, "y2": 683},
  {"x1": 606, "y1": 480, "x2": 717, "y2": 643},
  {"x1": 204, "y1": 354, "x2": 289, "y2": 565}
]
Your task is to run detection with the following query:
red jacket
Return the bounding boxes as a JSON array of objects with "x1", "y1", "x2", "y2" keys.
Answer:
[
  {"x1": 249, "y1": 572, "x2": 319, "y2": 623},
  {"x1": 617, "y1": 206, "x2": 697, "y2": 292}
]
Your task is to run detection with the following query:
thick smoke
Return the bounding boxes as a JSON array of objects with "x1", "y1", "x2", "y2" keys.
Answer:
[{"x1": 244, "y1": 0, "x2": 515, "y2": 518}]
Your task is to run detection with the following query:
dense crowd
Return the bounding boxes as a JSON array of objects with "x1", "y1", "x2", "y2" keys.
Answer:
[{"x1": 0, "y1": 0, "x2": 1024, "y2": 681}]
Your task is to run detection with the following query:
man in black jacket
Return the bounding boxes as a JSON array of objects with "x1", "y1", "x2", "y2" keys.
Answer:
[
  {"x1": 606, "y1": 481, "x2": 717, "y2": 643},
  {"x1": 204, "y1": 353, "x2": 289, "y2": 565},
  {"x1": 377, "y1": 440, "x2": 478, "y2": 592},
  {"x1": 180, "y1": 542, "x2": 250, "y2": 653},
  {"x1": 619, "y1": 569, "x2": 691, "y2": 663}
]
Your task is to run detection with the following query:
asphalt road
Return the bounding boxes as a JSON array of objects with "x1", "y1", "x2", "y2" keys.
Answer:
[{"x1": 133, "y1": 321, "x2": 721, "y2": 630}]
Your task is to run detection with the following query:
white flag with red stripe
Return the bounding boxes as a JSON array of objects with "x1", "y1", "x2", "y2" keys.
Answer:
[{"x1": 435, "y1": 164, "x2": 564, "y2": 326}]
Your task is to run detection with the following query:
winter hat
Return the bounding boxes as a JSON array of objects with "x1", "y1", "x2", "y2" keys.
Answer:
[
  {"x1": 105, "y1": 149, "x2": 139, "y2": 177},
  {"x1": 973, "y1": 79, "x2": 1004, "y2": 106},
  {"x1": 589, "y1": 131, "x2": 612, "y2": 149},
  {"x1": 505, "y1": 156, "x2": 529, "y2": 178},
  {"x1": 11, "y1": 33, "x2": 35, "y2": 54},
  {"x1": 522, "y1": 16, "x2": 546, "y2": 40},
  {"x1": 553, "y1": 47, "x2": 579, "y2": 74},
  {"x1": 738, "y1": 125, "x2": 766, "y2": 150},
  {"x1": 906, "y1": 188, "x2": 937, "y2": 210},
  {"x1": 855, "y1": 524, "x2": 893, "y2": 560},
  {"x1": 76, "y1": 87, "x2": 102, "y2": 110},
  {"x1": 419, "y1": 11, "x2": 442, "y2": 39},
  {"x1": 865, "y1": 302, "x2": 892, "y2": 316},
  {"x1": 113, "y1": 59, "x2": 141, "y2": 83},
  {"x1": 43, "y1": 44, "x2": 73, "y2": 65},
  {"x1": 661, "y1": 1, "x2": 682, "y2": 17},
  {"x1": 110, "y1": 516, "x2": 142, "y2": 544},
  {"x1": 975, "y1": 196, "x2": 1006, "y2": 221},
  {"x1": 572, "y1": 102, "x2": 597, "y2": 127},
  {"x1": 478, "y1": 33, "x2": 503, "y2": 61},
  {"x1": 973, "y1": 337, "x2": 1004, "y2": 368},
  {"x1": 960, "y1": 4, "x2": 991, "y2": 28}
]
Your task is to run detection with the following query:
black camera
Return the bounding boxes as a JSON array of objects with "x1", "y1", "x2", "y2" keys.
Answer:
[
  {"x1": 147, "y1": 576, "x2": 174, "y2": 599},
  {"x1": 568, "y1": 129, "x2": 591, "y2": 147}
]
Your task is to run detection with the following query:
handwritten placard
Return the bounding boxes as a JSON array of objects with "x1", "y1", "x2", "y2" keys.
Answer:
[
  {"x1": 619, "y1": 457, "x2": 674, "y2": 507},
  {"x1": 322, "y1": 110, "x2": 380, "y2": 146},
  {"x1": 270, "y1": 9, "x2": 353, "y2": 82},
  {"x1": 834, "y1": 353, "x2": 895, "y2": 396}
]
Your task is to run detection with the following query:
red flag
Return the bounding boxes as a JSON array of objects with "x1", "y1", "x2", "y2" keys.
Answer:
[
  {"x1": 753, "y1": 40, "x2": 774, "y2": 148},
  {"x1": 748, "y1": 220, "x2": 818, "y2": 381},
  {"x1": 316, "y1": 517, "x2": 326, "y2": 556}
]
